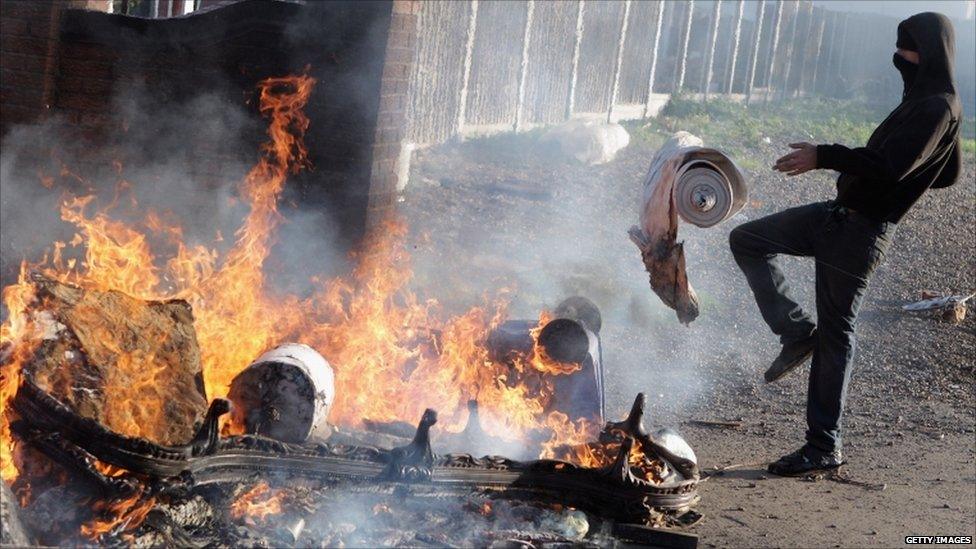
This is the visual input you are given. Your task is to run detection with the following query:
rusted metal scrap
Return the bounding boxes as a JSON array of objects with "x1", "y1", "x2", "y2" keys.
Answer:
[
  {"x1": 13, "y1": 372, "x2": 698, "y2": 524},
  {"x1": 21, "y1": 274, "x2": 209, "y2": 445},
  {"x1": 601, "y1": 393, "x2": 700, "y2": 481}
]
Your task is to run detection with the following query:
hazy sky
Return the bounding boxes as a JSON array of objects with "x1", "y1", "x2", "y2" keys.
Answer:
[{"x1": 813, "y1": 0, "x2": 975, "y2": 21}]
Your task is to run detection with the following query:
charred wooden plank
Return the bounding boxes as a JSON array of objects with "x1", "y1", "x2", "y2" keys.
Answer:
[{"x1": 612, "y1": 522, "x2": 699, "y2": 548}]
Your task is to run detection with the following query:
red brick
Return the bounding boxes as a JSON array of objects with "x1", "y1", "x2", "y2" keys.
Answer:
[
  {"x1": 0, "y1": 85, "x2": 42, "y2": 108},
  {"x1": 55, "y1": 91, "x2": 110, "y2": 112},
  {"x1": 27, "y1": 16, "x2": 56, "y2": 38},
  {"x1": 57, "y1": 74, "x2": 113, "y2": 94},
  {"x1": 0, "y1": 102, "x2": 39, "y2": 122},
  {"x1": 0, "y1": 17, "x2": 29, "y2": 36},
  {"x1": 0, "y1": 67, "x2": 47, "y2": 88},
  {"x1": 58, "y1": 57, "x2": 113, "y2": 79},
  {"x1": 391, "y1": 0, "x2": 420, "y2": 16},
  {"x1": 0, "y1": 91, "x2": 48, "y2": 114},
  {"x1": 58, "y1": 41, "x2": 119, "y2": 62},
  {"x1": 1, "y1": 34, "x2": 55, "y2": 56},
  {"x1": 0, "y1": 1, "x2": 58, "y2": 20},
  {"x1": 0, "y1": 51, "x2": 52, "y2": 72}
]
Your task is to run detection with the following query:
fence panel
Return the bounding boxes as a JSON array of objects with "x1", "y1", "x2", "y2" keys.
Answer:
[
  {"x1": 404, "y1": 0, "x2": 974, "y2": 149},
  {"x1": 406, "y1": 1, "x2": 472, "y2": 145},
  {"x1": 464, "y1": 1, "x2": 528, "y2": 128},
  {"x1": 574, "y1": 0, "x2": 626, "y2": 114},
  {"x1": 522, "y1": 0, "x2": 579, "y2": 125},
  {"x1": 617, "y1": 0, "x2": 663, "y2": 105}
]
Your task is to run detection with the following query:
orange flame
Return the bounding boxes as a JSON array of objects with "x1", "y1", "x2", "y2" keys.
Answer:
[
  {"x1": 0, "y1": 72, "x2": 595, "y2": 496},
  {"x1": 0, "y1": 264, "x2": 39, "y2": 482},
  {"x1": 80, "y1": 489, "x2": 157, "y2": 540},
  {"x1": 230, "y1": 482, "x2": 285, "y2": 525}
]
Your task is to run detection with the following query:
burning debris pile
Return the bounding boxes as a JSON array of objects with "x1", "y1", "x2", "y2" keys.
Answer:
[{"x1": 0, "y1": 74, "x2": 701, "y2": 547}]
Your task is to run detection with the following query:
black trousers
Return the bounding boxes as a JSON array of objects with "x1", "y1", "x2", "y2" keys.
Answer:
[{"x1": 729, "y1": 201, "x2": 893, "y2": 452}]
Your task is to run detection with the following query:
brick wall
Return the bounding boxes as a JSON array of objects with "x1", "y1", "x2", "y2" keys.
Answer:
[
  {"x1": 0, "y1": 0, "x2": 65, "y2": 133},
  {"x1": 366, "y1": 0, "x2": 419, "y2": 227},
  {"x1": 0, "y1": 0, "x2": 417, "y2": 259}
]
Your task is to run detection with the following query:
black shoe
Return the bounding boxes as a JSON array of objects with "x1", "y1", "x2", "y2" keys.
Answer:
[
  {"x1": 764, "y1": 331, "x2": 817, "y2": 383},
  {"x1": 768, "y1": 444, "x2": 844, "y2": 476}
]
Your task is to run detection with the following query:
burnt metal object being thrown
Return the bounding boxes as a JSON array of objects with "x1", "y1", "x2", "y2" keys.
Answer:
[{"x1": 630, "y1": 132, "x2": 747, "y2": 325}]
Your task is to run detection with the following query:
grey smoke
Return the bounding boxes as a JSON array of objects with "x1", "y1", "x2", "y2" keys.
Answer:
[{"x1": 0, "y1": 77, "x2": 348, "y2": 299}]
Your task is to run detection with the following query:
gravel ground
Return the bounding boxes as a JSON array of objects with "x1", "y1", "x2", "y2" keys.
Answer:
[{"x1": 400, "y1": 119, "x2": 976, "y2": 547}]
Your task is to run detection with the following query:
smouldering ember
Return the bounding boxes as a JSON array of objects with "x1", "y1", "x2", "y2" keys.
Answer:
[
  {"x1": 230, "y1": 482, "x2": 286, "y2": 526},
  {"x1": 80, "y1": 489, "x2": 156, "y2": 541}
]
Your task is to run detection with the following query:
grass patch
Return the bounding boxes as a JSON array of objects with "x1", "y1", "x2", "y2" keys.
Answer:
[
  {"x1": 961, "y1": 117, "x2": 975, "y2": 157},
  {"x1": 629, "y1": 95, "x2": 976, "y2": 164}
]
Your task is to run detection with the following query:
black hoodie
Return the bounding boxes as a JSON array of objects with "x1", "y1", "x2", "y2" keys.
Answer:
[{"x1": 816, "y1": 12, "x2": 962, "y2": 224}]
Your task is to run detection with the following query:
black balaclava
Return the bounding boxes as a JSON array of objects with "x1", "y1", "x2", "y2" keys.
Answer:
[
  {"x1": 894, "y1": 13, "x2": 957, "y2": 101},
  {"x1": 893, "y1": 22, "x2": 919, "y2": 95}
]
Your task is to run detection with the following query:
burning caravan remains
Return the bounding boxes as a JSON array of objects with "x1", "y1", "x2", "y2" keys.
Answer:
[
  {"x1": 1, "y1": 235, "x2": 705, "y2": 544},
  {"x1": 0, "y1": 45, "x2": 706, "y2": 549}
]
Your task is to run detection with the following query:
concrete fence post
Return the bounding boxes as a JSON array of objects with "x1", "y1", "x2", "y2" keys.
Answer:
[
  {"x1": 642, "y1": 0, "x2": 665, "y2": 117},
  {"x1": 777, "y1": 0, "x2": 800, "y2": 101},
  {"x1": 566, "y1": 0, "x2": 585, "y2": 119},
  {"x1": 725, "y1": 0, "x2": 745, "y2": 95},
  {"x1": 745, "y1": 0, "x2": 766, "y2": 105},
  {"x1": 514, "y1": 0, "x2": 535, "y2": 132},
  {"x1": 701, "y1": 0, "x2": 722, "y2": 101},
  {"x1": 763, "y1": 0, "x2": 784, "y2": 103},
  {"x1": 456, "y1": 0, "x2": 479, "y2": 138},
  {"x1": 607, "y1": 0, "x2": 631, "y2": 122},
  {"x1": 834, "y1": 12, "x2": 851, "y2": 98},
  {"x1": 791, "y1": 1, "x2": 811, "y2": 97},
  {"x1": 674, "y1": 0, "x2": 694, "y2": 92},
  {"x1": 815, "y1": 9, "x2": 837, "y2": 95},
  {"x1": 805, "y1": 7, "x2": 826, "y2": 97},
  {"x1": 792, "y1": 0, "x2": 815, "y2": 97}
]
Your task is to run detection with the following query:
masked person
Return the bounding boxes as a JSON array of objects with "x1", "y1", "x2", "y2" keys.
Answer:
[{"x1": 728, "y1": 12, "x2": 961, "y2": 476}]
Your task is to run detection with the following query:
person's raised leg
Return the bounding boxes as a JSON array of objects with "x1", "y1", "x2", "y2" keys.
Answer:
[{"x1": 728, "y1": 203, "x2": 822, "y2": 344}]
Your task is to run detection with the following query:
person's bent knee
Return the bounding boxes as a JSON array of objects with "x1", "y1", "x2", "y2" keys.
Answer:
[{"x1": 729, "y1": 224, "x2": 752, "y2": 256}]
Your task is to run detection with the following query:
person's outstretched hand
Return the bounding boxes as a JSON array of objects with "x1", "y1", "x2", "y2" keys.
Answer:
[{"x1": 773, "y1": 142, "x2": 817, "y2": 176}]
